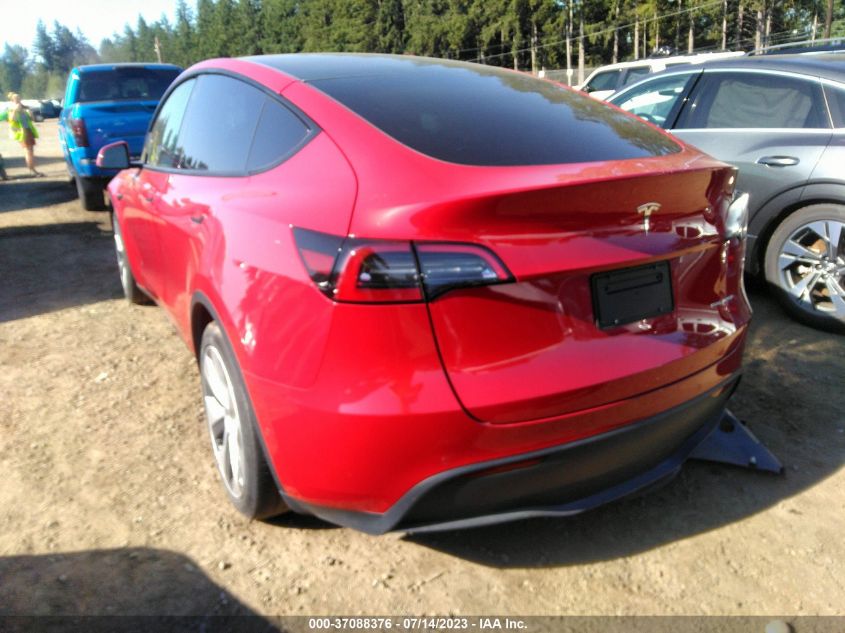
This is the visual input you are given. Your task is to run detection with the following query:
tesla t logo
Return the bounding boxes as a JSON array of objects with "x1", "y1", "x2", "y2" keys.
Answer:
[{"x1": 637, "y1": 202, "x2": 661, "y2": 233}]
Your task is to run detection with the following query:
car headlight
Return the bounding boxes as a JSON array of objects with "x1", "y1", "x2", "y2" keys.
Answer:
[{"x1": 726, "y1": 192, "x2": 749, "y2": 239}]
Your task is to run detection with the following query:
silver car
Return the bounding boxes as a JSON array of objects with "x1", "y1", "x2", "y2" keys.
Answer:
[{"x1": 609, "y1": 54, "x2": 845, "y2": 331}]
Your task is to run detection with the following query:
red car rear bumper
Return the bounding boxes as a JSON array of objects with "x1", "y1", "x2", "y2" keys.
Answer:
[{"x1": 243, "y1": 308, "x2": 747, "y2": 530}]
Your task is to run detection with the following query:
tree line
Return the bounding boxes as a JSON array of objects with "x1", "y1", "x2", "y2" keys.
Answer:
[{"x1": 2, "y1": 0, "x2": 843, "y2": 100}]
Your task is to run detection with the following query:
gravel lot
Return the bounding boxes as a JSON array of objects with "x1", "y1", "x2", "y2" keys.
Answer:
[{"x1": 1, "y1": 120, "x2": 844, "y2": 620}]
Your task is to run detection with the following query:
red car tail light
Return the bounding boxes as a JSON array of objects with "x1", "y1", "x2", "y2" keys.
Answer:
[
  {"x1": 416, "y1": 243, "x2": 511, "y2": 300},
  {"x1": 334, "y1": 242, "x2": 422, "y2": 302},
  {"x1": 293, "y1": 228, "x2": 512, "y2": 303},
  {"x1": 69, "y1": 118, "x2": 89, "y2": 147}
]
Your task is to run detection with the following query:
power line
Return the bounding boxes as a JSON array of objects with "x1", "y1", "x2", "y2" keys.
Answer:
[{"x1": 467, "y1": 0, "x2": 727, "y2": 63}]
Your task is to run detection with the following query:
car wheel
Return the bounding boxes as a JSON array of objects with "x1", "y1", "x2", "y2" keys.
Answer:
[
  {"x1": 111, "y1": 214, "x2": 150, "y2": 305},
  {"x1": 764, "y1": 204, "x2": 845, "y2": 331},
  {"x1": 199, "y1": 321, "x2": 288, "y2": 519},
  {"x1": 75, "y1": 176, "x2": 106, "y2": 211}
]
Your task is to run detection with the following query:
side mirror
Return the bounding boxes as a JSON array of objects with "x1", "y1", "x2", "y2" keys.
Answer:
[{"x1": 96, "y1": 141, "x2": 132, "y2": 170}]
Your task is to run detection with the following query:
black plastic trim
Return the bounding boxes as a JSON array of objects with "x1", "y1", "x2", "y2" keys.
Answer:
[{"x1": 291, "y1": 374, "x2": 740, "y2": 534}]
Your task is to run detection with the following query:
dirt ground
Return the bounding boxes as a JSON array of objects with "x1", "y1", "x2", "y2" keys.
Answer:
[{"x1": 1, "y1": 120, "x2": 844, "y2": 620}]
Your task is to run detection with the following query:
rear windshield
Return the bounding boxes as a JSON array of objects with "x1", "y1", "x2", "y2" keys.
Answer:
[
  {"x1": 78, "y1": 68, "x2": 181, "y2": 103},
  {"x1": 309, "y1": 62, "x2": 680, "y2": 166}
]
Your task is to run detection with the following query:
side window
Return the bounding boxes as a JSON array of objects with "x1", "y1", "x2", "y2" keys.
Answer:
[
  {"x1": 144, "y1": 79, "x2": 195, "y2": 168},
  {"x1": 175, "y1": 74, "x2": 265, "y2": 172},
  {"x1": 823, "y1": 83, "x2": 845, "y2": 127},
  {"x1": 585, "y1": 70, "x2": 622, "y2": 93},
  {"x1": 621, "y1": 66, "x2": 651, "y2": 88},
  {"x1": 613, "y1": 72, "x2": 696, "y2": 128},
  {"x1": 677, "y1": 72, "x2": 829, "y2": 130},
  {"x1": 247, "y1": 99, "x2": 311, "y2": 172}
]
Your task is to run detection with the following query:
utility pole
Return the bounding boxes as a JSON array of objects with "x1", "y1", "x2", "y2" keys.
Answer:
[
  {"x1": 634, "y1": 16, "x2": 639, "y2": 59},
  {"x1": 578, "y1": 11, "x2": 585, "y2": 85},
  {"x1": 824, "y1": 0, "x2": 834, "y2": 39},
  {"x1": 154, "y1": 36, "x2": 162, "y2": 63}
]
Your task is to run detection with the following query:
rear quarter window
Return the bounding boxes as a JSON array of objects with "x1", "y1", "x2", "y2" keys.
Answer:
[{"x1": 247, "y1": 99, "x2": 312, "y2": 172}]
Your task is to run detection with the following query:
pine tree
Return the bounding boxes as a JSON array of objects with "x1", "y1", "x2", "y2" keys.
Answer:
[
  {"x1": 174, "y1": 0, "x2": 197, "y2": 67},
  {"x1": 260, "y1": 0, "x2": 304, "y2": 54},
  {"x1": 377, "y1": 0, "x2": 406, "y2": 52},
  {"x1": 234, "y1": 0, "x2": 263, "y2": 56}
]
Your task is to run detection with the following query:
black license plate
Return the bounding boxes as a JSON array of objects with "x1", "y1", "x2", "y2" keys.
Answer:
[{"x1": 591, "y1": 262, "x2": 673, "y2": 329}]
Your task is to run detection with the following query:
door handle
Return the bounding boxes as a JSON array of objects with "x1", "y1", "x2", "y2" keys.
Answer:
[
  {"x1": 757, "y1": 155, "x2": 799, "y2": 167},
  {"x1": 190, "y1": 215, "x2": 204, "y2": 224},
  {"x1": 143, "y1": 195, "x2": 154, "y2": 202}
]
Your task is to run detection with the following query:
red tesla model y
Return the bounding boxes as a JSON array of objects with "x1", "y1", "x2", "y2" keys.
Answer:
[{"x1": 99, "y1": 54, "x2": 752, "y2": 533}]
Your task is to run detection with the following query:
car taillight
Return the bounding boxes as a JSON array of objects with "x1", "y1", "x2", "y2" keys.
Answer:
[
  {"x1": 70, "y1": 118, "x2": 89, "y2": 147},
  {"x1": 416, "y1": 243, "x2": 511, "y2": 300},
  {"x1": 293, "y1": 228, "x2": 512, "y2": 303}
]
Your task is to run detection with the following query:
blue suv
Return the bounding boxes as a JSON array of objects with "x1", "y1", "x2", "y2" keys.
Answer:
[{"x1": 59, "y1": 63, "x2": 182, "y2": 210}]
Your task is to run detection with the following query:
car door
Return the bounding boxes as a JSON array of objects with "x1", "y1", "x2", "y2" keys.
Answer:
[
  {"x1": 154, "y1": 73, "x2": 315, "y2": 335},
  {"x1": 671, "y1": 70, "x2": 832, "y2": 223},
  {"x1": 125, "y1": 78, "x2": 196, "y2": 298}
]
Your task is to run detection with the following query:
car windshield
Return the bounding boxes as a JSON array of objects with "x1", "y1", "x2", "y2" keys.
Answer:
[
  {"x1": 305, "y1": 59, "x2": 680, "y2": 166},
  {"x1": 77, "y1": 68, "x2": 181, "y2": 103}
]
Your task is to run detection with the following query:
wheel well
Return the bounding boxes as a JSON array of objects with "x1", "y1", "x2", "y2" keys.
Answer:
[
  {"x1": 754, "y1": 197, "x2": 845, "y2": 276},
  {"x1": 191, "y1": 302, "x2": 214, "y2": 360}
]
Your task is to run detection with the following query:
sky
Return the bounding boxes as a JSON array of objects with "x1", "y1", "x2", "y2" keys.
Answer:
[{"x1": 0, "y1": 0, "x2": 187, "y2": 51}]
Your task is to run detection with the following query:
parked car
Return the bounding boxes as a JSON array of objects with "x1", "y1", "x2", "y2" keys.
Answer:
[
  {"x1": 38, "y1": 100, "x2": 61, "y2": 118},
  {"x1": 749, "y1": 36, "x2": 845, "y2": 56},
  {"x1": 608, "y1": 54, "x2": 845, "y2": 330},
  {"x1": 577, "y1": 51, "x2": 744, "y2": 100},
  {"x1": 99, "y1": 54, "x2": 751, "y2": 533},
  {"x1": 59, "y1": 63, "x2": 182, "y2": 210},
  {"x1": 21, "y1": 99, "x2": 44, "y2": 121}
]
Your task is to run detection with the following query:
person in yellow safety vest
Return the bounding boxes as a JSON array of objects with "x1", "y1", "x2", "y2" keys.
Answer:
[{"x1": 2, "y1": 92, "x2": 44, "y2": 177}]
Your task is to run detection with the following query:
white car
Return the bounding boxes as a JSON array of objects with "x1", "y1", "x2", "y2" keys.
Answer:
[{"x1": 578, "y1": 51, "x2": 745, "y2": 100}]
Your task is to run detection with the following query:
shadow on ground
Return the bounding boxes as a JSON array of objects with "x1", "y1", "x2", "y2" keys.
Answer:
[
  {"x1": 0, "y1": 153, "x2": 67, "y2": 172},
  {"x1": 406, "y1": 288, "x2": 845, "y2": 567},
  {"x1": 0, "y1": 221, "x2": 121, "y2": 322},
  {"x1": 0, "y1": 173, "x2": 77, "y2": 213},
  {"x1": 0, "y1": 548, "x2": 279, "y2": 631}
]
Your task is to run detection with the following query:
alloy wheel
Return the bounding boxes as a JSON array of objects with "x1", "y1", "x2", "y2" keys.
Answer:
[
  {"x1": 201, "y1": 345, "x2": 246, "y2": 499},
  {"x1": 776, "y1": 219, "x2": 845, "y2": 320},
  {"x1": 113, "y1": 224, "x2": 132, "y2": 297}
]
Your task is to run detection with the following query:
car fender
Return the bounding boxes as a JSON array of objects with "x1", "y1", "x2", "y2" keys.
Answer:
[
  {"x1": 746, "y1": 181, "x2": 845, "y2": 275},
  {"x1": 189, "y1": 285, "x2": 239, "y2": 361}
]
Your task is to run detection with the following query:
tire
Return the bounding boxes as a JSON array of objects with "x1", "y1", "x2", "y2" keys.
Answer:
[
  {"x1": 75, "y1": 176, "x2": 106, "y2": 211},
  {"x1": 199, "y1": 321, "x2": 288, "y2": 520},
  {"x1": 111, "y1": 214, "x2": 150, "y2": 305},
  {"x1": 764, "y1": 203, "x2": 845, "y2": 332}
]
